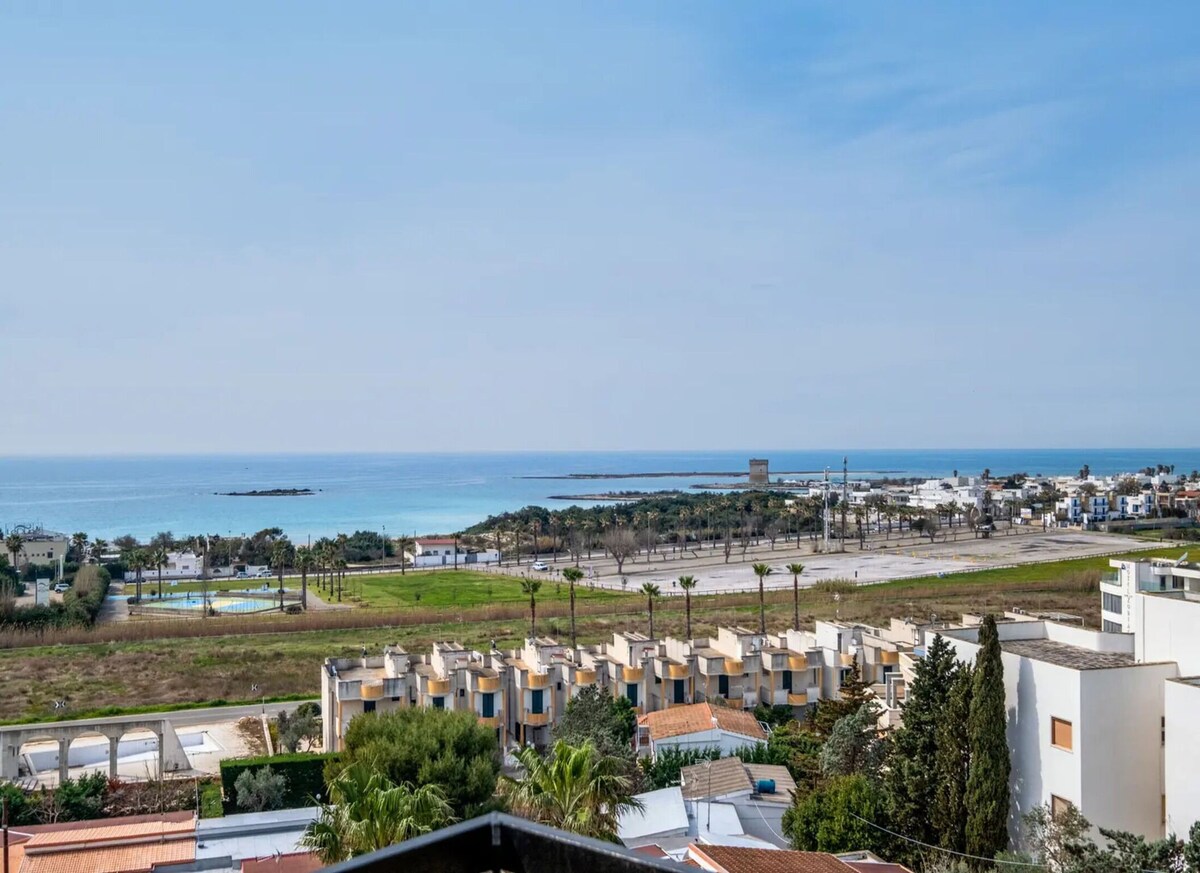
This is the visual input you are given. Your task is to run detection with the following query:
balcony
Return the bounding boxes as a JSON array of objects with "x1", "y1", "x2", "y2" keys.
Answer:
[
  {"x1": 724, "y1": 659, "x2": 744, "y2": 675},
  {"x1": 361, "y1": 682, "x2": 385, "y2": 700},
  {"x1": 477, "y1": 716, "x2": 499, "y2": 728},
  {"x1": 787, "y1": 692, "x2": 808, "y2": 706},
  {"x1": 619, "y1": 666, "x2": 644, "y2": 682},
  {"x1": 879, "y1": 650, "x2": 900, "y2": 665},
  {"x1": 522, "y1": 711, "x2": 550, "y2": 726},
  {"x1": 666, "y1": 663, "x2": 689, "y2": 680},
  {"x1": 527, "y1": 672, "x2": 550, "y2": 689},
  {"x1": 427, "y1": 678, "x2": 451, "y2": 695},
  {"x1": 788, "y1": 654, "x2": 811, "y2": 671},
  {"x1": 575, "y1": 669, "x2": 596, "y2": 685},
  {"x1": 476, "y1": 675, "x2": 501, "y2": 692},
  {"x1": 839, "y1": 653, "x2": 855, "y2": 667}
]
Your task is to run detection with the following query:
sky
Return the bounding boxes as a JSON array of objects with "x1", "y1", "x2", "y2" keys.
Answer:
[{"x1": 3, "y1": 2, "x2": 1198, "y2": 455}]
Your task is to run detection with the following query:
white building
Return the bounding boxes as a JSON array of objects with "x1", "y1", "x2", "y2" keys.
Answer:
[
  {"x1": 408, "y1": 537, "x2": 499, "y2": 568},
  {"x1": 124, "y1": 550, "x2": 205, "y2": 581},
  {"x1": 636, "y1": 703, "x2": 768, "y2": 758}
]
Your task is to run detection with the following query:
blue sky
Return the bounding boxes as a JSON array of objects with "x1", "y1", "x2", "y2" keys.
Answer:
[{"x1": 3, "y1": 2, "x2": 1198, "y2": 454}]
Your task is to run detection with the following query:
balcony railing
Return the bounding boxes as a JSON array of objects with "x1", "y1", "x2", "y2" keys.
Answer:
[
  {"x1": 619, "y1": 666, "x2": 644, "y2": 682},
  {"x1": 527, "y1": 672, "x2": 550, "y2": 688},
  {"x1": 666, "y1": 663, "x2": 689, "y2": 680},
  {"x1": 522, "y1": 711, "x2": 550, "y2": 726},
  {"x1": 787, "y1": 692, "x2": 808, "y2": 706},
  {"x1": 427, "y1": 678, "x2": 451, "y2": 695},
  {"x1": 575, "y1": 669, "x2": 596, "y2": 685},
  {"x1": 724, "y1": 659, "x2": 744, "y2": 674}
]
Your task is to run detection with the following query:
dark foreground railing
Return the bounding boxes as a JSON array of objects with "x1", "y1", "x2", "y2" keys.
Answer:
[{"x1": 321, "y1": 812, "x2": 683, "y2": 873}]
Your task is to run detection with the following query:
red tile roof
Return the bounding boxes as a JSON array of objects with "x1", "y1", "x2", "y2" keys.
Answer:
[
  {"x1": 242, "y1": 852, "x2": 324, "y2": 873},
  {"x1": 644, "y1": 703, "x2": 767, "y2": 742},
  {"x1": 690, "y1": 845, "x2": 851, "y2": 873}
]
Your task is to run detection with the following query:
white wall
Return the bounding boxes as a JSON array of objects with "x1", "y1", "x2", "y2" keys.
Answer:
[
  {"x1": 1135, "y1": 595, "x2": 1200, "y2": 674},
  {"x1": 1079, "y1": 664, "x2": 1177, "y2": 838},
  {"x1": 1165, "y1": 680, "x2": 1200, "y2": 836},
  {"x1": 652, "y1": 730, "x2": 764, "y2": 757}
]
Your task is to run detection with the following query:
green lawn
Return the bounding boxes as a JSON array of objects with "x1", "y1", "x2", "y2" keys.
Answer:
[{"x1": 351, "y1": 569, "x2": 629, "y2": 609}]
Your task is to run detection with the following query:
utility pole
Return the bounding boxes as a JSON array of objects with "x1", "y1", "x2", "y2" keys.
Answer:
[
  {"x1": 841, "y1": 456, "x2": 849, "y2": 552},
  {"x1": 823, "y1": 467, "x2": 830, "y2": 554}
]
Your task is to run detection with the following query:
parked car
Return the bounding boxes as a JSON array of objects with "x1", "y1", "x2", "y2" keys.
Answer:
[
  {"x1": 531, "y1": 561, "x2": 550, "y2": 572},
  {"x1": 53, "y1": 582, "x2": 70, "y2": 594},
  {"x1": 255, "y1": 570, "x2": 272, "y2": 578}
]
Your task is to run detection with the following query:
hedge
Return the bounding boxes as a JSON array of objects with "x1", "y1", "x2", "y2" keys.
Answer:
[{"x1": 220, "y1": 752, "x2": 338, "y2": 812}]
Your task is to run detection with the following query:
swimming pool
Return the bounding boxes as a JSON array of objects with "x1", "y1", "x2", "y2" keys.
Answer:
[{"x1": 110, "y1": 593, "x2": 284, "y2": 614}]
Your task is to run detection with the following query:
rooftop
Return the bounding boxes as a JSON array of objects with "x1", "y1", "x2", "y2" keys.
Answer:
[
  {"x1": 690, "y1": 845, "x2": 854, "y2": 873},
  {"x1": 643, "y1": 703, "x2": 767, "y2": 742},
  {"x1": 679, "y1": 757, "x2": 795, "y2": 804},
  {"x1": 1001, "y1": 639, "x2": 1134, "y2": 670}
]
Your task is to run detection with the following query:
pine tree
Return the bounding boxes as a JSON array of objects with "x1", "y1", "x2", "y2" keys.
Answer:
[
  {"x1": 810, "y1": 655, "x2": 872, "y2": 738},
  {"x1": 886, "y1": 634, "x2": 958, "y2": 864},
  {"x1": 932, "y1": 663, "x2": 972, "y2": 854},
  {"x1": 965, "y1": 614, "x2": 1011, "y2": 863}
]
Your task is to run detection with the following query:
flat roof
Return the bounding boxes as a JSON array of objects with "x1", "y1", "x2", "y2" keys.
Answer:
[{"x1": 1001, "y1": 639, "x2": 1134, "y2": 670}]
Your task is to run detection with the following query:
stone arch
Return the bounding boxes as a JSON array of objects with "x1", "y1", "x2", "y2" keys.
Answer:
[
  {"x1": 115, "y1": 727, "x2": 163, "y2": 780},
  {"x1": 65, "y1": 728, "x2": 121, "y2": 780}
]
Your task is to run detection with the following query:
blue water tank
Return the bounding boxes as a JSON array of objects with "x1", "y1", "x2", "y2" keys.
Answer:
[{"x1": 755, "y1": 779, "x2": 776, "y2": 794}]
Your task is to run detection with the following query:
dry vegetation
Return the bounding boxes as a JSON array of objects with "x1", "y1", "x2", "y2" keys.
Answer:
[{"x1": 0, "y1": 548, "x2": 1181, "y2": 723}]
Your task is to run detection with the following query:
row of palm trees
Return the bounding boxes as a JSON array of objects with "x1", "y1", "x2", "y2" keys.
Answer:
[{"x1": 518, "y1": 562, "x2": 806, "y2": 644}]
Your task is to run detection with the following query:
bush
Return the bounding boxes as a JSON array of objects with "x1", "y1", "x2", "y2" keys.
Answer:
[
  {"x1": 336, "y1": 708, "x2": 500, "y2": 818},
  {"x1": 234, "y1": 766, "x2": 288, "y2": 812},
  {"x1": 221, "y1": 752, "x2": 336, "y2": 811}
]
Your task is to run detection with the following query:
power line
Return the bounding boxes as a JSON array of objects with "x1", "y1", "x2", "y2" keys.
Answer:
[{"x1": 844, "y1": 811, "x2": 1169, "y2": 873}]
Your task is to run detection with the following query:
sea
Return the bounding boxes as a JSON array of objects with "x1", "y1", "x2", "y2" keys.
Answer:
[{"x1": 1, "y1": 449, "x2": 1198, "y2": 543}]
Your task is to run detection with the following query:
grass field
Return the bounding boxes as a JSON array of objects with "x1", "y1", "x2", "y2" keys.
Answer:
[
  {"x1": 119, "y1": 570, "x2": 629, "y2": 610},
  {"x1": 2, "y1": 547, "x2": 1185, "y2": 723}
]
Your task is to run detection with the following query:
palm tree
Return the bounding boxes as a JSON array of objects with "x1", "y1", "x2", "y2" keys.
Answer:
[
  {"x1": 4, "y1": 533, "x2": 24, "y2": 570},
  {"x1": 70, "y1": 532, "x2": 89, "y2": 564},
  {"x1": 335, "y1": 557, "x2": 347, "y2": 602},
  {"x1": 129, "y1": 548, "x2": 149, "y2": 602},
  {"x1": 752, "y1": 562, "x2": 772, "y2": 633},
  {"x1": 521, "y1": 579, "x2": 542, "y2": 639},
  {"x1": 294, "y1": 546, "x2": 313, "y2": 610},
  {"x1": 301, "y1": 762, "x2": 455, "y2": 864},
  {"x1": 151, "y1": 544, "x2": 169, "y2": 599},
  {"x1": 91, "y1": 537, "x2": 108, "y2": 564},
  {"x1": 640, "y1": 582, "x2": 661, "y2": 638},
  {"x1": 562, "y1": 566, "x2": 584, "y2": 647},
  {"x1": 500, "y1": 740, "x2": 641, "y2": 842},
  {"x1": 785, "y1": 563, "x2": 804, "y2": 630},
  {"x1": 678, "y1": 575, "x2": 697, "y2": 639},
  {"x1": 394, "y1": 536, "x2": 413, "y2": 575}
]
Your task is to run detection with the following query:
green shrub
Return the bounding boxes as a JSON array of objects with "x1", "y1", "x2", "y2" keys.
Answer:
[{"x1": 221, "y1": 752, "x2": 337, "y2": 811}]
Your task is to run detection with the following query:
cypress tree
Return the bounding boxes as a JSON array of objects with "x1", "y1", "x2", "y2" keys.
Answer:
[
  {"x1": 965, "y1": 614, "x2": 1012, "y2": 864},
  {"x1": 886, "y1": 634, "x2": 957, "y2": 863},
  {"x1": 932, "y1": 663, "x2": 972, "y2": 855}
]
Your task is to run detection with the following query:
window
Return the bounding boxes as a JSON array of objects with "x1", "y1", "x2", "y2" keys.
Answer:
[
  {"x1": 626, "y1": 684, "x2": 638, "y2": 706},
  {"x1": 782, "y1": 671, "x2": 793, "y2": 691},
  {"x1": 530, "y1": 689, "x2": 544, "y2": 715},
  {"x1": 718, "y1": 675, "x2": 729, "y2": 695},
  {"x1": 1102, "y1": 619, "x2": 1122, "y2": 633},
  {"x1": 673, "y1": 679, "x2": 686, "y2": 704},
  {"x1": 1051, "y1": 795, "x2": 1072, "y2": 820},
  {"x1": 1051, "y1": 717, "x2": 1073, "y2": 751},
  {"x1": 458, "y1": 688, "x2": 465, "y2": 697},
  {"x1": 481, "y1": 693, "x2": 495, "y2": 719},
  {"x1": 363, "y1": 700, "x2": 376, "y2": 714},
  {"x1": 1102, "y1": 592, "x2": 1123, "y2": 614},
  {"x1": 432, "y1": 696, "x2": 445, "y2": 710}
]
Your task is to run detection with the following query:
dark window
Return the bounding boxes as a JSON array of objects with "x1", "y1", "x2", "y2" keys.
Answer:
[
  {"x1": 673, "y1": 679, "x2": 685, "y2": 704},
  {"x1": 1103, "y1": 592, "x2": 1123, "y2": 614},
  {"x1": 718, "y1": 675, "x2": 729, "y2": 695},
  {"x1": 531, "y1": 689, "x2": 544, "y2": 715},
  {"x1": 557, "y1": 682, "x2": 563, "y2": 691},
  {"x1": 432, "y1": 696, "x2": 445, "y2": 710},
  {"x1": 782, "y1": 671, "x2": 793, "y2": 691},
  {"x1": 627, "y1": 684, "x2": 639, "y2": 706},
  {"x1": 482, "y1": 693, "x2": 495, "y2": 719},
  {"x1": 1102, "y1": 619, "x2": 1122, "y2": 633},
  {"x1": 459, "y1": 688, "x2": 465, "y2": 697},
  {"x1": 363, "y1": 700, "x2": 376, "y2": 714}
]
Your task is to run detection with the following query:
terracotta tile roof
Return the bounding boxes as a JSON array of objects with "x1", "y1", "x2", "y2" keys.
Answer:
[
  {"x1": 645, "y1": 703, "x2": 767, "y2": 742},
  {"x1": 691, "y1": 845, "x2": 851, "y2": 873},
  {"x1": 25, "y1": 818, "x2": 194, "y2": 848},
  {"x1": 843, "y1": 864, "x2": 913, "y2": 873},
  {"x1": 22, "y1": 840, "x2": 195, "y2": 873},
  {"x1": 241, "y1": 852, "x2": 324, "y2": 873},
  {"x1": 681, "y1": 756, "x2": 752, "y2": 799},
  {"x1": 16, "y1": 813, "x2": 193, "y2": 836}
]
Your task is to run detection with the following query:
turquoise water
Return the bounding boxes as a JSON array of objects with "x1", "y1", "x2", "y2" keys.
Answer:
[
  {"x1": 108, "y1": 593, "x2": 283, "y2": 613},
  {"x1": 2, "y1": 449, "x2": 1197, "y2": 542}
]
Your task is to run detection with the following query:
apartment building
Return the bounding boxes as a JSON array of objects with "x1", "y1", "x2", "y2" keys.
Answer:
[{"x1": 320, "y1": 620, "x2": 914, "y2": 755}]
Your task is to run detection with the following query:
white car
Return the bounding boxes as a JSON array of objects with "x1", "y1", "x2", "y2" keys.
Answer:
[
  {"x1": 531, "y1": 561, "x2": 550, "y2": 572},
  {"x1": 53, "y1": 582, "x2": 70, "y2": 594}
]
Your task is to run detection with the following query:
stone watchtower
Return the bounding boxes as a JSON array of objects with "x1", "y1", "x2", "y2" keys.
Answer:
[{"x1": 749, "y1": 458, "x2": 769, "y2": 485}]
